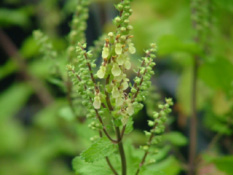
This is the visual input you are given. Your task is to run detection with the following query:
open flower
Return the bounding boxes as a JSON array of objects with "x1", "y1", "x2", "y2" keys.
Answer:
[
  {"x1": 115, "y1": 43, "x2": 122, "y2": 55},
  {"x1": 102, "y1": 46, "x2": 109, "y2": 58},
  {"x1": 129, "y1": 43, "x2": 136, "y2": 54},
  {"x1": 93, "y1": 94, "x2": 101, "y2": 109},
  {"x1": 97, "y1": 65, "x2": 106, "y2": 79},
  {"x1": 112, "y1": 63, "x2": 121, "y2": 76}
]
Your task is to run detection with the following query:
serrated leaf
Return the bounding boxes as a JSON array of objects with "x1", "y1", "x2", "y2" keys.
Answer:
[
  {"x1": 72, "y1": 156, "x2": 115, "y2": 175},
  {"x1": 80, "y1": 138, "x2": 117, "y2": 163},
  {"x1": 125, "y1": 118, "x2": 134, "y2": 134}
]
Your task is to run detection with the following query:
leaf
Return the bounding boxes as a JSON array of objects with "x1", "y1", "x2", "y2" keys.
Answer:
[
  {"x1": 0, "y1": 8, "x2": 31, "y2": 27},
  {"x1": 199, "y1": 57, "x2": 233, "y2": 97},
  {"x1": 20, "y1": 36, "x2": 39, "y2": 58},
  {"x1": 125, "y1": 117, "x2": 134, "y2": 134},
  {"x1": 212, "y1": 156, "x2": 233, "y2": 175},
  {"x1": 0, "y1": 83, "x2": 32, "y2": 120},
  {"x1": 157, "y1": 35, "x2": 200, "y2": 56},
  {"x1": 58, "y1": 106, "x2": 75, "y2": 121},
  {"x1": 163, "y1": 132, "x2": 188, "y2": 146},
  {"x1": 0, "y1": 61, "x2": 17, "y2": 80},
  {"x1": 72, "y1": 156, "x2": 115, "y2": 175},
  {"x1": 80, "y1": 138, "x2": 117, "y2": 163},
  {"x1": 34, "y1": 100, "x2": 66, "y2": 129},
  {"x1": 141, "y1": 156, "x2": 181, "y2": 175}
]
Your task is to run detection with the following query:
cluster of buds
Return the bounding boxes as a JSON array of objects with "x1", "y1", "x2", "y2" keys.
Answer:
[
  {"x1": 68, "y1": 0, "x2": 90, "y2": 61},
  {"x1": 33, "y1": 30, "x2": 58, "y2": 60},
  {"x1": 141, "y1": 98, "x2": 173, "y2": 152}
]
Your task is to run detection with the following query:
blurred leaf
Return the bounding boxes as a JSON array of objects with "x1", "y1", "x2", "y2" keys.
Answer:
[
  {"x1": 177, "y1": 67, "x2": 211, "y2": 115},
  {"x1": 0, "y1": 120, "x2": 25, "y2": 154},
  {"x1": 0, "y1": 61, "x2": 17, "y2": 80},
  {"x1": 199, "y1": 57, "x2": 233, "y2": 96},
  {"x1": 20, "y1": 36, "x2": 40, "y2": 58},
  {"x1": 59, "y1": 106, "x2": 75, "y2": 121},
  {"x1": 80, "y1": 137, "x2": 117, "y2": 163},
  {"x1": 141, "y1": 156, "x2": 181, "y2": 175},
  {"x1": 0, "y1": 8, "x2": 31, "y2": 27},
  {"x1": 157, "y1": 35, "x2": 200, "y2": 56},
  {"x1": 163, "y1": 132, "x2": 188, "y2": 146},
  {"x1": 0, "y1": 83, "x2": 32, "y2": 120},
  {"x1": 212, "y1": 156, "x2": 233, "y2": 175},
  {"x1": 34, "y1": 100, "x2": 66, "y2": 129}
]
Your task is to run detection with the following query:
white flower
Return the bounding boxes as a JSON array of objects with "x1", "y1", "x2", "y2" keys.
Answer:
[
  {"x1": 102, "y1": 47, "x2": 109, "y2": 58},
  {"x1": 126, "y1": 104, "x2": 134, "y2": 116},
  {"x1": 115, "y1": 97, "x2": 124, "y2": 106},
  {"x1": 129, "y1": 43, "x2": 136, "y2": 54},
  {"x1": 117, "y1": 54, "x2": 126, "y2": 65},
  {"x1": 93, "y1": 95, "x2": 101, "y2": 109},
  {"x1": 97, "y1": 66, "x2": 106, "y2": 79},
  {"x1": 115, "y1": 43, "x2": 122, "y2": 55},
  {"x1": 112, "y1": 86, "x2": 120, "y2": 98},
  {"x1": 124, "y1": 60, "x2": 131, "y2": 70},
  {"x1": 122, "y1": 81, "x2": 129, "y2": 90},
  {"x1": 112, "y1": 64, "x2": 121, "y2": 76}
]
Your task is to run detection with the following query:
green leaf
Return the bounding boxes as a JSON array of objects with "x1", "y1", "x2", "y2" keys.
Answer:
[
  {"x1": 0, "y1": 83, "x2": 32, "y2": 120},
  {"x1": 125, "y1": 117, "x2": 134, "y2": 134},
  {"x1": 20, "y1": 36, "x2": 39, "y2": 58},
  {"x1": 157, "y1": 35, "x2": 200, "y2": 56},
  {"x1": 59, "y1": 106, "x2": 75, "y2": 121},
  {"x1": 80, "y1": 138, "x2": 117, "y2": 163},
  {"x1": 163, "y1": 132, "x2": 188, "y2": 146},
  {"x1": 0, "y1": 61, "x2": 17, "y2": 80},
  {"x1": 199, "y1": 57, "x2": 233, "y2": 96},
  {"x1": 212, "y1": 156, "x2": 233, "y2": 175},
  {"x1": 72, "y1": 156, "x2": 115, "y2": 175},
  {"x1": 141, "y1": 156, "x2": 181, "y2": 175},
  {"x1": 0, "y1": 8, "x2": 31, "y2": 27}
]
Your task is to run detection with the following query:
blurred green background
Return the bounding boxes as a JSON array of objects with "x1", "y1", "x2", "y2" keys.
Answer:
[{"x1": 0, "y1": 0, "x2": 232, "y2": 175}]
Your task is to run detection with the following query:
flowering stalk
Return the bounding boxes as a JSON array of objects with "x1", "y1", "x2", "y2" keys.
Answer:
[{"x1": 65, "y1": 0, "x2": 173, "y2": 174}]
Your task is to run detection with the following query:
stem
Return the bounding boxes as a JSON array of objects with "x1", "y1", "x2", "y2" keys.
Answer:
[
  {"x1": 0, "y1": 29, "x2": 53, "y2": 106},
  {"x1": 116, "y1": 127, "x2": 127, "y2": 175},
  {"x1": 98, "y1": 131, "x2": 118, "y2": 175},
  {"x1": 106, "y1": 157, "x2": 118, "y2": 175},
  {"x1": 188, "y1": 0, "x2": 200, "y2": 174},
  {"x1": 188, "y1": 56, "x2": 198, "y2": 175}
]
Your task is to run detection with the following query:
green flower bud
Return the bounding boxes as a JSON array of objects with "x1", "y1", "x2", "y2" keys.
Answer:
[{"x1": 148, "y1": 120, "x2": 155, "y2": 127}]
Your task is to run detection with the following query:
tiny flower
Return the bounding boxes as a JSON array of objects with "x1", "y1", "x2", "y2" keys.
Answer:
[
  {"x1": 117, "y1": 54, "x2": 126, "y2": 65},
  {"x1": 122, "y1": 81, "x2": 128, "y2": 90},
  {"x1": 112, "y1": 86, "x2": 120, "y2": 98},
  {"x1": 115, "y1": 97, "x2": 124, "y2": 106},
  {"x1": 112, "y1": 63, "x2": 121, "y2": 76},
  {"x1": 124, "y1": 60, "x2": 131, "y2": 70},
  {"x1": 129, "y1": 43, "x2": 136, "y2": 54},
  {"x1": 115, "y1": 43, "x2": 122, "y2": 55},
  {"x1": 102, "y1": 46, "x2": 109, "y2": 58},
  {"x1": 126, "y1": 104, "x2": 134, "y2": 116},
  {"x1": 97, "y1": 66, "x2": 106, "y2": 79},
  {"x1": 93, "y1": 95, "x2": 101, "y2": 109}
]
